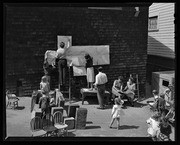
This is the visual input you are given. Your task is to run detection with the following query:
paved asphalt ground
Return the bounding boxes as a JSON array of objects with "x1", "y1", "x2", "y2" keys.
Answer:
[{"x1": 5, "y1": 94, "x2": 175, "y2": 141}]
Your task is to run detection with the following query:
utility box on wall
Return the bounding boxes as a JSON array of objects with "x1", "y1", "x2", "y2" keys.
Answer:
[{"x1": 151, "y1": 71, "x2": 174, "y2": 97}]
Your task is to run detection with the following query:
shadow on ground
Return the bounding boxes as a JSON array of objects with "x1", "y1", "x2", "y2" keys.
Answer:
[
  {"x1": 146, "y1": 101, "x2": 154, "y2": 104},
  {"x1": 119, "y1": 125, "x2": 139, "y2": 130},
  {"x1": 67, "y1": 131, "x2": 76, "y2": 137},
  {"x1": 85, "y1": 125, "x2": 101, "y2": 129},
  {"x1": 134, "y1": 102, "x2": 148, "y2": 108},
  {"x1": 85, "y1": 98, "x2": 99, "y2": 105},
  {"x1": 86, "y1": 121, "x2": 93, "y2": 124},
  {"x1": 7, "y1": 106, "x2": 25, "y2": 110},
  {"x1": 15, "y1": 106, "x2": 25, "y2": 110}
]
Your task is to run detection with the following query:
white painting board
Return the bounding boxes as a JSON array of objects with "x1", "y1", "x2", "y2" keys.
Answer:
[
  {"x1": 45, "y1": 44, "x2": 110, "y2": 76},
  {"x1": 65, "y1": 45, "x2": 110, "y2": 66},
  {"x1": 73, "y1": 66, "x2": 87, "y2": 76}
]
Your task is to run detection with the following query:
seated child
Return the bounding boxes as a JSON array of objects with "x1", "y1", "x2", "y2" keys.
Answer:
[
  {"x1": 149, "y1": 90, "x2": 159, "y2": 111},
  {"x1": 157, "y1": 117, "x2": 172, "y2": 141},
  {"x1": 49, "y1": 96, "x2": 56, "y2": 113},
  {"x1": 146, "y1": 113, "x2": 161, "y2": 139}
]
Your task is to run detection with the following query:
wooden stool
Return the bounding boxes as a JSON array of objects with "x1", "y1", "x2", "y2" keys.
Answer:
[
  {"x1": 68, "y1": 104, "x2": 80, "y2": 118},
  {"x1": 64, "y1": 117, "x2": 75, "y2": 130},
  {"x1": 35, "y1": 109, "x2": 42, "y2": 118}
]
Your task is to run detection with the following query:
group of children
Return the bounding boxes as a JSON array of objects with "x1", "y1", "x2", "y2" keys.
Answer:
[
  {"x1": 38, "y1": 74, "x2": 174, "y2": 140},
  {"x1": 147, "y1": 87, "x2": 174, "y2": 141}
]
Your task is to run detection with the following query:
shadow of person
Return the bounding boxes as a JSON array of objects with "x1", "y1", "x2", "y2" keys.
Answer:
[
  {"x1": 86, "y1": 98, "x2": 99, "y2": 105},
  {"x1": 133, "y1": 102, "x2": 148, "y2": 108},
  {"x1": 104, "y1": 104, "x2": 113, "y2": 110},
  {"x1": 118, "y1": 125, "x2": 139, "y2": 130},
  {"x1": 14, "y1": 106, "x2": 25, "y2": 110},
  {"x1": 85, "y1": 125, "x2": 101, "y2": 129},
  {"x1": 121, "y1": 105, "x2": 128, "y2": 109},
  {"x1": 86, "y1": 121, "x2": 93, "y2": 124}
]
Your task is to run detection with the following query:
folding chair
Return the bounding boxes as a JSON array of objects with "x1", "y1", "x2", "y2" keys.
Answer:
[
  {"x1": 165, "y1": 109, "x2": 175, "y2": 125},
  {"x1": 42, "y1": 113, "x2": 58, "y2": 137},
  {"x1": 30, "y1": 116, "x2": 47, "y2": 137},
  {"x1": 6, "y1": 92, "x2": 19, "y2": 109},
  {"x1": 53, "y1": 111, "x2": 68, "y2": 136}
]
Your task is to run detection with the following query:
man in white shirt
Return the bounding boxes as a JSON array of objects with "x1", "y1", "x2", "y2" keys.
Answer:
[{"x1": 94, "y1": 66, "x2": 108, "y2": 109}]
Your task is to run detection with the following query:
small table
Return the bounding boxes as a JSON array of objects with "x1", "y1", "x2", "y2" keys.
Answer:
[{"x1": 80, "y1": 88, "x2": 110, "y2": 105}]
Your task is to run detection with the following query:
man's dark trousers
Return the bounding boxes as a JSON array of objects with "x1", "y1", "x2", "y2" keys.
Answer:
[{"x1": 97, "y1": 84, "x2": 105, "y2": 108}]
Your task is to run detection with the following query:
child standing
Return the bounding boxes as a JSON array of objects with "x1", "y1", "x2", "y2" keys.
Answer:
[
  {"x1": 39, "y1": 92, "x2": 50, "y2": 117},
  {"x1": 109, "y1": 98, "x2": 125, "y2": 130},
  {"x1": 40, "y1": 76, "x2": 50, "y2": 96}
]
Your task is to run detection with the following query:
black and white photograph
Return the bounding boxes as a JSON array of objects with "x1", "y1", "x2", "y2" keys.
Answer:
[{"x1": 4, "y1": 3, "x2": 176, "y2": 141}]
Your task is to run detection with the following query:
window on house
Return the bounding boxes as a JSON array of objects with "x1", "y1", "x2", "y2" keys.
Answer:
[
  {"x1": 162, "y1": 80, "x2": 169, "y2": 87},
  {"x1": 148, "y1": 16, "x2": 159, "y2": 31}
]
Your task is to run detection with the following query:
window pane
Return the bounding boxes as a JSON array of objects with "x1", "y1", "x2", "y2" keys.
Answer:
[{"x1": 148, "y1": 16, "x2": 158, "y2": 31}]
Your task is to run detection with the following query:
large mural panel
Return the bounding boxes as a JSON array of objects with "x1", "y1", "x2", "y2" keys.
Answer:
[
  {"x1": 65, "y1": 45, "x2": 110, "y2": 76},
  {"x1": 45, "y1": 36, "x2": 109, "y2": 76}
]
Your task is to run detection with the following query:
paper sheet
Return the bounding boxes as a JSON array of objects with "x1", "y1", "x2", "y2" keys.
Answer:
[
  {"x1": 57, "y1": 36, "x2": 72, "y2": 50},
  {"x1": 73, "y1": 66, "x2": 87, "y2": 76},
  {"x1": 65, "y1": 45, "x2": 110, "y2": 66}
]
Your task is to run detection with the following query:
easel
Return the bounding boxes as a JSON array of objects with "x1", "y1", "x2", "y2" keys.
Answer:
[{"x1": 68, "y1": 65, "x2": 72, "y2": 104}]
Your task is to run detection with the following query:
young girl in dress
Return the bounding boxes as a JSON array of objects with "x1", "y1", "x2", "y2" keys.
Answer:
[
  {"x1": 109, "y1": 98, "x2": 125, "y2": 130},
  {"x1": 40, "y1": 76, "x2": 50, "y2": 96}
]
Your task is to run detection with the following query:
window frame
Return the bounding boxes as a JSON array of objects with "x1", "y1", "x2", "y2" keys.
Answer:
[{"x1": 148, "y1": 15, "x2": 159, "y2": 32}]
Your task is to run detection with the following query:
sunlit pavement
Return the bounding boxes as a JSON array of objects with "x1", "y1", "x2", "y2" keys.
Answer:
[{"x1": 5, "y1": 96, "x2": 175, "y2": 141}]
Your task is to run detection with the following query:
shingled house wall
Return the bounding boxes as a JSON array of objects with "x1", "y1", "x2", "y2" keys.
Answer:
[{"x1": 5, "y1": 6, "x2": 149, "y2": 97}]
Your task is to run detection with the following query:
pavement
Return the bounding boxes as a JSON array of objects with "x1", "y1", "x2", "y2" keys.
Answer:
[{"x1": 5, "y1": 94, "x2": 175, "y2": 141}]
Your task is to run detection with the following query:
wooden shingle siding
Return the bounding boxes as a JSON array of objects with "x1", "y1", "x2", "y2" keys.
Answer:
[{"x1": 148, "y1": 3, "x2": 175, "y2": 59}]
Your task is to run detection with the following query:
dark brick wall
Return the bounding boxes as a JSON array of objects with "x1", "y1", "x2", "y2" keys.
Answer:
[{"x1": 5, "y1": 7, "x2": 149, "y2": 97}]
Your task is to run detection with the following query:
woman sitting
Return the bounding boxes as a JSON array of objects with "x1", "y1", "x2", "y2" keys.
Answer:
[
  {"x1": 112, "y1": 76, "x2": 124, "y2": 101},
  {"x1": 123, "y1": 77, "x2": 136, "y2": 107}
]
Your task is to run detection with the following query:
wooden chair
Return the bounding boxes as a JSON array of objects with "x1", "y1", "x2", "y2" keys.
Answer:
[
  {"x1": 6, "y1": 91, "x2": 19, "y2": 109},
  {"x1": 134, "y1": 74, "x2": 140, "y2": 100},
  {"x1": 30, "y1": 116, "x2": 47, "y2": 137},
  {"x1": 165, "y1": 108, "x2": 175, "y2": 125},
  {"x1": 42, "y1": 113, "x2": 58, "y2": 137},
  {"x1": 53, "y1": 111, "x2": 68, "y2": 136}
]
